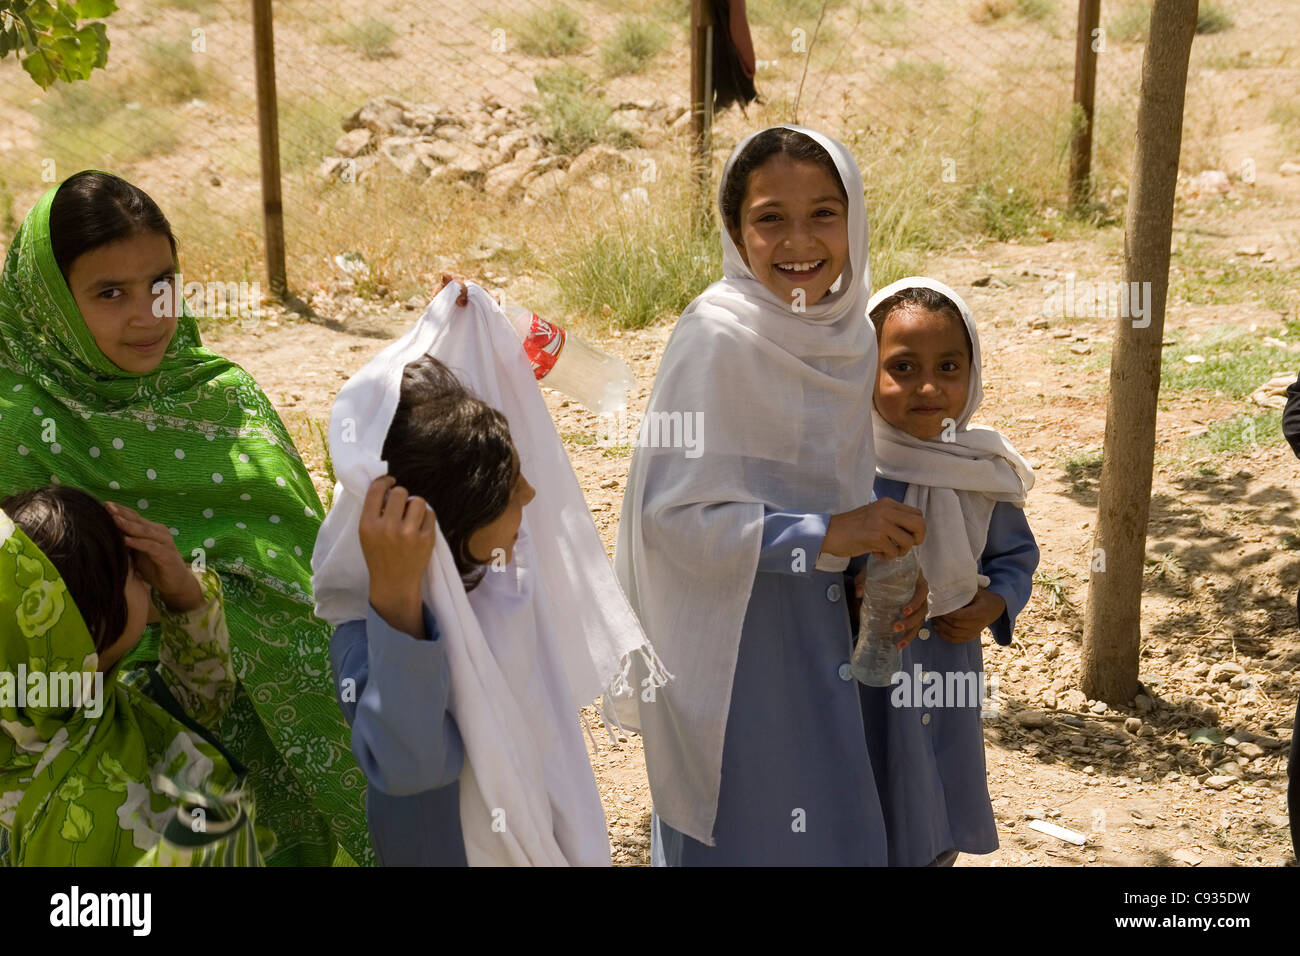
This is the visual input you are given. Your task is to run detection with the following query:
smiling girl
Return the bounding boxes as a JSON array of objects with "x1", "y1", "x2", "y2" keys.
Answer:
[
  {"x1": 615, "y1": 126, "x2": 928, "y2": 865},
  {"x1": 863, "y1": 276, "x2": 1039, "y2": 867},
  {"x1": 0, "y1": 171, "x2": 370, "y2": 865}
]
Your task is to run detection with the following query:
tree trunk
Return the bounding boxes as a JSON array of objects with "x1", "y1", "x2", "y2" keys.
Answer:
[{"x1": 1081, "y1": 0, "x2": 1198, "y2": 706}]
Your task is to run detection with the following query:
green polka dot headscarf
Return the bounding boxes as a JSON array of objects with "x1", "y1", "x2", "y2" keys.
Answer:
[{"x1": 0, "y1": 177, "x2": 371, "y2": 865}]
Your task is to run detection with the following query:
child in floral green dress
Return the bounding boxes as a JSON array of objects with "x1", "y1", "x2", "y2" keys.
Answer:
[{"x1": 0, "y1": 485, "x2": 270, "y2": 865}]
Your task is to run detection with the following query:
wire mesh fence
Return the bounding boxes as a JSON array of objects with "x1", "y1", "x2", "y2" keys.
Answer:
[{"x1": 0, "y1": 0, "x2": 1150, "y2": 324}]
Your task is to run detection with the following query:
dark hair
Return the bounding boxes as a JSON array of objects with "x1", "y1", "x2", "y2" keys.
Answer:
[
  {"x1": 720, "y1": 128, "x2": 847, "y2": 230},
  {"x1": 1, "y1": 485, "x2": 130, "y2": 653},
  {"x1": 381, "y1": 355, "x2": 519, "y2": 592},
  {"x1": 869, "y1": 286, "x2": 972, "y2": 356},
  {"x1": 49, "y1": 171, "x2": 178, "y2": 281}
]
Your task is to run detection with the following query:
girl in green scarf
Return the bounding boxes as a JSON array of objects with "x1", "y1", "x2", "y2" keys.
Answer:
[
  {"x1": 0, "y1": 486, "x2": 267, "y2": 865},
  {"x1": 0, "y1": 171, "x2": 371, "y2": 865}
]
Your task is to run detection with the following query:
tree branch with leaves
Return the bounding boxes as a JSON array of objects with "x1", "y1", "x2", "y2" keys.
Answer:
[{"x1": 0, "y1": 0, "x2": 117, "y2": 89}]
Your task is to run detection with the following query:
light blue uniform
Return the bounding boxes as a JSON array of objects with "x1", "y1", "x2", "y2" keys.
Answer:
[
  {"x1": 331, "y1": 605, "x2": 468, "y2": 866},
  {"x1": 653, "y1": 485, "x2": 1037, "y2": 867},
  {"x1": 653, "y1": 509, "x2": 886, "y2": 866},
  {"x1": 862, "y1": 476, "x2": 1039, "y2": 866}
]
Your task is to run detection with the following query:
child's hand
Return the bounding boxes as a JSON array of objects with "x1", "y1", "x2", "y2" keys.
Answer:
[
  {"x1": 932, "y1": 587, "x2": 1006, "y2": 643},
  {"x1": 359, "y1": 475, "x2": 437, "y2": 639},
  {"x1": 436, "y1": 272, "x2": 470, "y2": 307},
  {"x1": 824, "y1": 499, "x2": 925, "y2": 558},
  {"x1": 106, "y1": 502, "x2": 203, "y2": 613}
]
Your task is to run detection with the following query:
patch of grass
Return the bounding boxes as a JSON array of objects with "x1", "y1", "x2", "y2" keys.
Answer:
[
  {"x1": 1108, "y1": 1, "x2": 1150, "y2": 43},
  {"x1": 320, "y1": 17, "x2": 398, "y2": 60},
  {"x1": 883, "y1": 59, "x2": 949, "y2": 85},
  {"x1": 747, "y1": 0, "x2": 845, "y2": 28},
  {"x1": 1160, "y1": 329, "x2": 1299, "y2": 400},
  {"x1": 1170, "y1": 245, "x2": 1300, "y2": 315},
  {"x1": 1268, "y1": 99, "x2": 1300, "y2": 152},
  {"x1": 1186, "y1": 412, "x2": 1284, "y2": 457},
  {"x1": 1063, "y1": 447, "x2": 1103, "y2": 492},
  {"x1": 515, "y1": 5, "x2": 588, "y2": 58},
  {"x1": 551, "y1": 177, "x2": 719, "y2": 329},
  {"x1": 136, "y1": 38, "x2": 221, "y2": 105},
  {"x1": 970, "y1": 0, "x2": 1052, "y2": 24},
  {"x1": 601, "y1": 18, "x2": 669, "y2": 75},
  {"x1": 561, "y1": 431, "x2": 597, "y2": 445},
  {"x1": 1196, "y1": 2, "x2": 1233, "y2": 34},
  {"x1": 601, "y1": 443, "x2": 633, "y2": 458},
  {"x1": 1033, "y1": 570, "x2": 1073, "y2": 613},
  {"x1": 1144, "y1": 551, "x2": 1184, "y2": 581},
  {"x1": 279, "y1": 93, "x2": 358, "y2": 172},
  {"x1": 39, "y1": 93, "x2": 183, "y2": 168},
  {"x1": 527, "y1": 67, "x2": 637, "y2": 155}
]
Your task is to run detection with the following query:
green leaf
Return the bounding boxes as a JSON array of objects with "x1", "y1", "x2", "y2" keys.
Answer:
[
  {"x1": 60, "y1": 802, "x2": 93, "y2": 843},
  {"x1": 53, "y1": 0, "x2": 78, "y2": 31},
  {"x1": 73, "y1": 0, "x2": 115, "y2": 18},
  {"x1": 20, "y1": 50, "x2": 55, "y2": 88}
]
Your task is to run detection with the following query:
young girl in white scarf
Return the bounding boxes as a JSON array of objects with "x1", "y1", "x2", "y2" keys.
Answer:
[
  {"x1": 615, "y1": 126, "x2": 929, "y2": 865},
  {"x1": 312, "y1": 283, "x2": 662, "y2": 866},
  {"x1": 862, "y1": 277, "x2": 1039, "y2": 867}
]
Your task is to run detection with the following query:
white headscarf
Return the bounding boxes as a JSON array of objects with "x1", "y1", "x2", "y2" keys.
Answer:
[
  {"x1": 867, "y1": 276, "x2": 1035, "y2": 617},
  {"x1": 613, "y1": 126, "x2": 876, "y2": 846},
  {"x1": 312, "y1": 282, "x2": 666, "y2": 866}
]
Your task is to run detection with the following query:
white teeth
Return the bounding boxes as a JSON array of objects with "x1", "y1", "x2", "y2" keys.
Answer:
[{"x1": 777, "y1": 260, "x2": 823, "y2": 273}]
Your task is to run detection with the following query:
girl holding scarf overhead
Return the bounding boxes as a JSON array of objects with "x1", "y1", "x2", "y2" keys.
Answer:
[
  {"x1": 614, "y1": 126, "x2": 929, "y2": 865},
  {"x1": 0, "y1": 171, "x2": 370, "y2": 865},
  {"x1": 312, "y1": 283, "x2": 664, "y2": 866},
  {"x1": 863, "y1": 277, "x2": 1038, "y2": 867}
]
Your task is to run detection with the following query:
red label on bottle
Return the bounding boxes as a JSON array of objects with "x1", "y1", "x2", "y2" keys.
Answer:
[{"x1": 520, "y1": 313, "x2": 566, "y2": 380}]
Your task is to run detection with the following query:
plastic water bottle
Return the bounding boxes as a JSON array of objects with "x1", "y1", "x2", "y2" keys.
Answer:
[
  {"x1": 851, "y1": 549, "x2": 920, "y2": 687},
  {"x1": 509, "y1": 308, "x2": 636, "y2": 415}
]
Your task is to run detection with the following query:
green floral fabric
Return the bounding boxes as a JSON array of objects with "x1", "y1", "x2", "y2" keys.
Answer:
[
  {"x1": 0, "y1": 512, "x2": 259, "y2": 865},
  {"x1": 0, "y1": 181, "x2": 371, "y2": 865}
]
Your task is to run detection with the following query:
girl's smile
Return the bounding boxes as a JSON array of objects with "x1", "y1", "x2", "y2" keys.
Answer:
[{"x1": 729, "y1": 155, "x2": 849, "y2": 308}]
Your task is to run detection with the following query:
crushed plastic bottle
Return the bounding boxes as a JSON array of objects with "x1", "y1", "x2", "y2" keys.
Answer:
[{"x1": 851, "y1": 549, "x2": 919, "y2": 687}]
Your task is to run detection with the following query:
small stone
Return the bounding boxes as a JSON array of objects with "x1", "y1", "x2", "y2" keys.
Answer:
[
  {"x1": 1209, "y1": 661, "x2": 1244, "y2": 683},
  {"x1": 1134, "y1": 693, "x2": 1153, "y2": 713},
  {"x1": 1171, "y1": 848, "x2": 1203, "y2": 866},
  {"x1": 1015, "y1": 710, "x2": 1052, "y2": 729},
  {"x1": 335, "y1": 128, "x2": 373, "y2": 157},
  {"x1": 1090, "y1": 701, "x2": 1108, "y2": 715},
  {"x1": 1137, "y1": 725, "x2": 1156, "y2": 738},
  {"x1": 404, "y1": 295, "x2": 424, "y2": 310},
  {"x1": 1069, "y1": 343, "x2": 1092, "y2": 355},
  {"x1": 972, "y1": 275, "x2": 993, "y2": 287},
  {"x1": 1023, "y1": 807, "x2": 1047, "y2": 820},
  {"x1": 1279, "y1": 160, "x2": 1300, "y2": 176},
  {"x1": 1124, "y1": 717, "x2": 1142, "y2": 734},
  {"x1": 1236, "y1": 741, "x2": 1264, "y2": 759},
  {"x1": 1203, "y1": 775, "x2": 1237, "y2": 790},
  {"x1": 1051, "y1": 328, "x2": 1073, "y2": 339},
  {"x1": 600, "y1": 478, "x2": 619, "y2": 489},
  {"x1": 1029, "y1": 316, "x2": 1049, "y2": 330},
  {"x1": 1042, "y1": 642, "x2": 1059, "y2": 660}
]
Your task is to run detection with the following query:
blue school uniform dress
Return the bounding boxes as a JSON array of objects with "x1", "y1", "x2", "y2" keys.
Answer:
[
  {"x1": 652, "y1": 509, "x2": 888, "y2": 866},
  {"x1": 331, "y1": 605, "x2": 468, "y2": 866},
  {"x1": 859, "y1": 475, "x2": 1039, "y2": 866}
]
